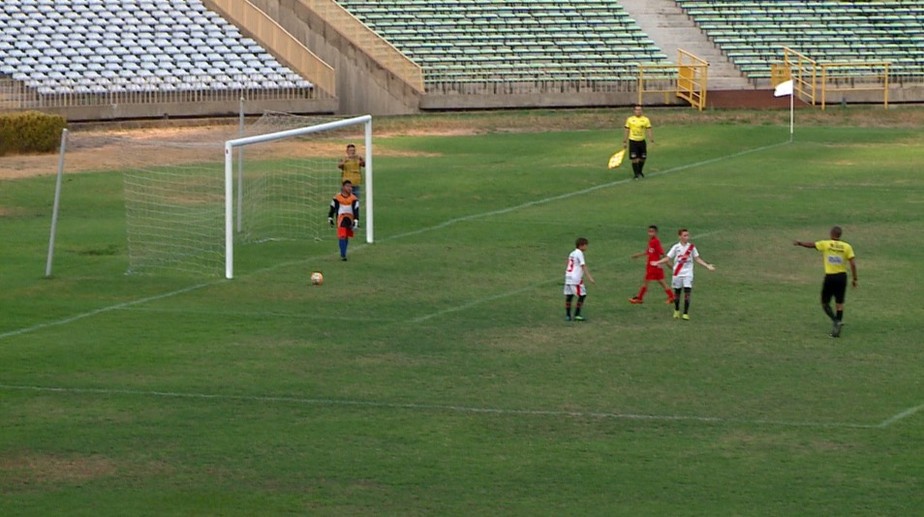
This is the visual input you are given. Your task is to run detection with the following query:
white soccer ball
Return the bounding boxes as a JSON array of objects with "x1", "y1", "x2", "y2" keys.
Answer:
[{"x1": 310, "y1": 271, "x2": 324, "y2": 286}]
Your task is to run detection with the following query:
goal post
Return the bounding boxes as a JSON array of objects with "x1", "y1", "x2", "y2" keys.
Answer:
[{"x1": 223, "y1": 114, "x2": 373, "y2": 279}]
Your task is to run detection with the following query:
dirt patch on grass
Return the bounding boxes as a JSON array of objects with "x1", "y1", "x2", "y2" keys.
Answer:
[
  {"x1": 0, "y1": 123, "x2": 442, "y2": 180},
  {"x1": 2, "y1": 106, "x2": 921, "y2": 180},
  {"x1": 1, "y1": 453, "x2": 117, "y2": 485}
]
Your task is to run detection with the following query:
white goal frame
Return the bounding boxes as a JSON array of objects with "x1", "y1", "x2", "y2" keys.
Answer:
[{"x1": 223, "y1": 114, "x2": 373, "y2": 279}]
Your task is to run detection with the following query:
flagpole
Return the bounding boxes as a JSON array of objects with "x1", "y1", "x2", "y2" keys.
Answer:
[
  {"x1": 774, "y1": 79, "x2": 795, "y2": 143},
  {"x1": 789, "y1": 86, "x2": 794, "y2": 143}
]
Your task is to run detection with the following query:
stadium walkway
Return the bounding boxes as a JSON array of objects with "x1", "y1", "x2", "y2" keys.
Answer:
[{"x1": 619, "y1": 0, "x2": 752, "y2": 89}]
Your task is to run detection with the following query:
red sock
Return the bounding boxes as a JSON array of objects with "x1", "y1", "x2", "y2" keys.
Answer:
[{"x1": 637, "y1": 286, "x2": 647, "y2": 300}]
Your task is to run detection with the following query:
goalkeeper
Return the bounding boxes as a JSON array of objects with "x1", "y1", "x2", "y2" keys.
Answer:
[
  {"x1": 338, "y1": 143, "x2": 365, "y2": 199},
  {"x1": 328, "y1": 180, "x2": 360, "y2": 261}
]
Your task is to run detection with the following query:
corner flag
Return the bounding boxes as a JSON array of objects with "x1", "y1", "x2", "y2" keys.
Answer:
[
  {"x1": 773, "y1": 79, "x2": 794, "y2": 97},
  {"x1": 773, "y1": 79, "x2": 795, "y2": 142}
]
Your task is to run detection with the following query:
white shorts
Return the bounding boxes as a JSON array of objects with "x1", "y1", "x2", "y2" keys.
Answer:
[
  {"x1": 671, "y1": 275, "x2": 693, "y2": 289},
  {"x1": 563, "y1": 283, "x2": 586, "y2": 296}
]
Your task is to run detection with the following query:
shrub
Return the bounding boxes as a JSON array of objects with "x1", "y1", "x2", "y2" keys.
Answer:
[{"x1": 0, "y1": 111, "x2": 67, "y2": 156}]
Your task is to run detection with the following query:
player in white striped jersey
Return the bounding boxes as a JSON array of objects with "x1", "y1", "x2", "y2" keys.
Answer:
[
  {"x1": 651, "y1": 228, "x2": 715, "y2": 320},
  {"x1": 563, "y1": 237, "x2": 595, "y2": 321}
]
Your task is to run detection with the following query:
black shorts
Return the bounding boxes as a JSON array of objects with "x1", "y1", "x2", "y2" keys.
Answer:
[
  {"x1": 821, "y1": 273, "x2": 848, "y2": 304},
  {"x1": 628, "y1": 139, "x2": 647, "y2": 160}
]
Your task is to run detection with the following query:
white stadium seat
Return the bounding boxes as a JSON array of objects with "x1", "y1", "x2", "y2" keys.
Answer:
[{"x1": 0, "y1": 0, "x2": 311, "y2": 95}]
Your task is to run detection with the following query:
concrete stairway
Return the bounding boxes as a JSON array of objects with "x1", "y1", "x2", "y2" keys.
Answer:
[{"x1": 619, "y1": 0, "x2": 753, "y2": 90}]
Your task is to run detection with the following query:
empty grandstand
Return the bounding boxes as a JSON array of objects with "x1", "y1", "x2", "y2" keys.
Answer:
[
  {"x1": 1, "y1": 0, "x2": 922, "y2": 118},
  {"x1": 337, "y1": 0, "x2": 669, "y2": 85},
  {"x1": 0, "y1": 0, "x2": 329, "y2": 118},
  {"x1": 677, "y1": 0, "x2": 924, "y2": 83}
]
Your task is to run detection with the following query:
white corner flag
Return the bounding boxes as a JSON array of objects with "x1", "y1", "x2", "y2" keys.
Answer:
[
  {"x1": 773, "y1": 79, "x2": 794, "y2": 97},
  {"x1": 773, "y1": 79, "x2": 795, "y2": 142}
]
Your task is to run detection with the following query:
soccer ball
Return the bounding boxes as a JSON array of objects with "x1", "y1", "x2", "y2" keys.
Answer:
[{"x1": 310, "y1": 271, "x2": 324, "y2": 286}]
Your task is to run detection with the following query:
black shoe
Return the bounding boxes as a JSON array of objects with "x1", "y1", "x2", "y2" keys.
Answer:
[
  {"x1": 831, "y1": 320, "x2": 843, "y2": 338},
  {"x1": 341, "y1": 256, "x2": 348, "y2": 261}
]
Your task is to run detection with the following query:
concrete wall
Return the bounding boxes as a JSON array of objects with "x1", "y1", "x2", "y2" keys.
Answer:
[{"x1": 249, "y1": 0, "x2": 420, "y2": 115}]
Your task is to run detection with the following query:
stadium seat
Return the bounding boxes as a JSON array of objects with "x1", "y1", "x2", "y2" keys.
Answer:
[
  {"x1": 336, "y1": 0, "x2": 668, "y2": 84},
  {"x1": 676, "y1": 0, "x2": 924, "y2": 80},
  {"x1": 0, "y1": 0, "x2": 314, "y2": 96}
]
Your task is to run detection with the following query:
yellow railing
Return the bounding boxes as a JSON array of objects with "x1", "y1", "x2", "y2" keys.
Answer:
[
  {"x1": 298, "y1": 0, "x2": 425, "y2": 93},
  {"x1": 781, "y1": 47, "x2": 818, "y2": 106},
  {"x1": 677, "y1": 50, "x2": 708, "y2": 110},
  {"x1": 638, "y1": 49, "x2": 708, "y2": 110},
  {"x1": 820, "y1": 62, "x2": 890, "y2": 110},
  {"x1": 779, "y1": 47, "x2": 889, "y2": 110},
  {"x1": 206, "y1": 0, "x2": 336, "y2": 96}
]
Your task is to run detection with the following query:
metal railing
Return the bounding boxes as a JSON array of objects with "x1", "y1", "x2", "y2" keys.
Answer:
[
  {"x1": 205, "y1": 0, "x2": 336, "y2": 96},
  {"x1": 637, "y1": 50, "x2": 708, "y2": 109},
  {"x1": 298, "y1": 0, "x2": 425, "y2": 93},
  {"x1": 0, "y1": 74, "x2": 321, "y2": 112},
  {"x1": 779, "y1": 47, "x2": 891, "y2": 109},
  {"x1": 425, "y1": 78, "x2": 639, "y2": 96}
]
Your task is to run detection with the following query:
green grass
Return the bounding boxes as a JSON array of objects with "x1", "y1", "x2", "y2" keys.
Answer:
[{"x1": 2, "y1": 110, "x2": 924, "y2": 515}]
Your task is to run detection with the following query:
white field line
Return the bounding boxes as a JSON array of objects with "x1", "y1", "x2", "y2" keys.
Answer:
[
  {"x1": 119, "y1": 306, "x2": 398, "y2": 322},
  {"x1": 0, "y1": 141, "x2": 782, "y2": 341},
  {"x1": 386, "y1": 141, "x2": 789, "y2": 241},
  {"x1": 877, "y1": 403, "x2": 924, "y2": 428},
  {"x1": 408, "y1": 229, "x2": 721, "y2": 323},
  {"x1": 0, "y1": 383, "x2": 883, "y2": 430},
  {"x1": 0, "y1": 284, "x2": 208, "y2": 341}
]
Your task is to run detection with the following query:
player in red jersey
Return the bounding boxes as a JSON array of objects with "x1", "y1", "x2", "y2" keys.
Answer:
[{"x1": 628, "y1": 225, "x2": 674, "y2": 304}]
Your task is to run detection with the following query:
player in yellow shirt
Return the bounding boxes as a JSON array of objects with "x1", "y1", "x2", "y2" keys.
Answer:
[
  {"x1": 623, "y1": 105, "x2": 653, "y2": 180},
  {"x1": 794, "y1": 226, "x2": 858, "y2": 337},
  {"x1": 338, "y1": 143, "x2": 365, "y2": 199}
]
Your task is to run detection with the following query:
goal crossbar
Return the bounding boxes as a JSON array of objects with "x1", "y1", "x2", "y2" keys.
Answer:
[{"x1": 223, "y1": 114, "x2": 373, "y2": 279}]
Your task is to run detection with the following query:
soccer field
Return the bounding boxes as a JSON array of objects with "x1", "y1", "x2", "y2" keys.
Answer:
[{"x1": 1, "y1": 109, "x2": 923, "y2": 514}]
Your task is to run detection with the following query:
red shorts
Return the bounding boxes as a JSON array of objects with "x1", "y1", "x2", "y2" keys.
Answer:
[
  {"x1": 337, "y1": 227, "x2": 354, "y2": 239},
  {"x1": 645, "y1": 266, "x2": 665, "y2": 281}
]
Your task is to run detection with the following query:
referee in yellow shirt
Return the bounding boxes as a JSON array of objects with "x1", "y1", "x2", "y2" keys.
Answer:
[
  {"x1": 794, "y1": 226, "x2": 858, "y2": 338},
  {"x1": 623, "y1": 105, "x2": 653, "y2": 180},
  {"x1": 338, "y1": 143, "x2": 365, "y2": 200}
]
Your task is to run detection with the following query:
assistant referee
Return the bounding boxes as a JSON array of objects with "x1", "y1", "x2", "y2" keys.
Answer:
[{"x1": 794, "y1": 226, "x2": 858, "y2": 338}]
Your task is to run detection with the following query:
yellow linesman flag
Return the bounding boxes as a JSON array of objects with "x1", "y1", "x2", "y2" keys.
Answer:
[{"x1": 608, "y1": 149, "x2": 626, "y2": 169}]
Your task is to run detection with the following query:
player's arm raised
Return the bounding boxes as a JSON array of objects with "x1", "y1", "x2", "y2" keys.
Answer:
[
  {"x1": 793, "y1": 240, "x2": 815, "y2": 248},
  {"x1": 650, "y1": 256, "x2": 669, "y2": 267}
]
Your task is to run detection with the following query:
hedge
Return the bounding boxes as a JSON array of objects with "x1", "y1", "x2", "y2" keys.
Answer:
[{"x1": 0, "y1": 111, "x2": 67, "y2": 156}]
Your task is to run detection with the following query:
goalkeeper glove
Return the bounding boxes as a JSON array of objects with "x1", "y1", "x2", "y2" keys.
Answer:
[
  {"x1": 353, "y1": 220, "x2": 359, "y2": 229},
  {"x1": 328, "y1": 217, "x2": 334, "y2": 227}
]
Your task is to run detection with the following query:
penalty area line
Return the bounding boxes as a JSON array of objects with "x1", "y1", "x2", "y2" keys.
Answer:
[
  {"x1": 386, "y1": 141, "x2": 789, "y2": 242},
  {"x1": 406, "y1": 231, "x2": 722, "y2": 323},
  {"x1": 0, "y1": 283, "x2": 209, "y2": 341},
  {"x1": 877, "y1": 403, "x2": 924, "y2": 428},
  {"x1": 0, "y1": 383, "x2": 876, "y2": 430},
  {"x1": 0, "y1": 141, "x2": 782, "y2": 342}
]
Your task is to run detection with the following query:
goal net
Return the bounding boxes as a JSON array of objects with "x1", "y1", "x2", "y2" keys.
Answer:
[{"x1": 121, "y1": 113, "x2": 372, "y2": 278}]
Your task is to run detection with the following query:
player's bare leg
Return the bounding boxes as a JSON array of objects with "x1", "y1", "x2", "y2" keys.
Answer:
[
  {"x1": 629, "y1": 279, "x2": 648, "y2": 304},
  {"x1": 659, "y1": 279, "x2": 674, "y2": 304}
]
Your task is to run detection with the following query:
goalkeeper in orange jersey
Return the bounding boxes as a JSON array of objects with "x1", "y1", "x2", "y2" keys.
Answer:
[{"x1": 328, "y1": 180, "x2": 359, "y2": 261}]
